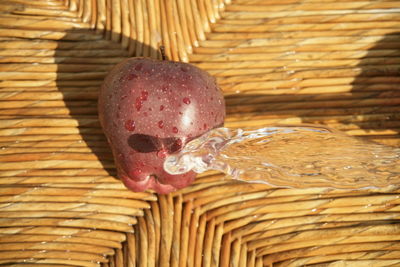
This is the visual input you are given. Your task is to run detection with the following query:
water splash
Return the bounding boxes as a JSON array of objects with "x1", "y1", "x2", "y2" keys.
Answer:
[{"x1": 164, "y1": 125, "x2": 400, "y2": 189}]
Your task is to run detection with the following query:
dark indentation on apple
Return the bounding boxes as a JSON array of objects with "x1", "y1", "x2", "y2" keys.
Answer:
[
  {"x1": 128, "y1": 134, "x2": 183, "y2": 154},
  {"x1": 128, "y1": 134, "x2": 161, "y2": 153}
]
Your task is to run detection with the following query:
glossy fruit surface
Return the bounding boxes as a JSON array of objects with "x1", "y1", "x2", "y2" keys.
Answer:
[{"x1": 98, "y1": 57, "x2": 225, "y2": 194}]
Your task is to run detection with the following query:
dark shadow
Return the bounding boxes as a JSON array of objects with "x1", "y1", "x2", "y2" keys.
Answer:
[
  {"x1": 350, "y1": 32, "x2": 400, "y2": 135},
  {"x1": 224, "y1": 32, "x2": 400, "y2": 143},
  {"x1": 55, "y1": 29, "x2": 162, "y2": 176}
]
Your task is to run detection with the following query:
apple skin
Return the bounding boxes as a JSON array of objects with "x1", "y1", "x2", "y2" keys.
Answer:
[{"x1": 98, "y1": 57, "x2": 225, "y2": 194}]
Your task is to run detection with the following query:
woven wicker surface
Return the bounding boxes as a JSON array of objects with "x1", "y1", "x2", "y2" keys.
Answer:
[{"x1": 0, "y1": 0, "x2": 400, "y2": 266}]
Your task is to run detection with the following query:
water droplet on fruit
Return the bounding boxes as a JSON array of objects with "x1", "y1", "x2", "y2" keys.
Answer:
[
  {"x1": 158, "y1": 120, "x2": 164, "y2": 129},
  {"x1": 180, "y1": 66, "x2": 189, "y2": 72},
  {"x1": 124, "y1": 120, "x2": 136, "y2": 131},
  {"x1": 172, "y1": 127, "x2": 179, "y2": 133},
  {"x1": 183, "y1": 97, "x2": 191, "y2": 104},
  {"x1": 157, "y1": 149, "x2": 168, "y2": 159},
  {"x1": 160, "y1": 105, "x2": 164, "y2": 111},
  {"x1": 141, "y1": 91, "x2": 149, "y2": 101},
  {"x1": 135, "y1": 98, "x2": 142, "y2": 111}
]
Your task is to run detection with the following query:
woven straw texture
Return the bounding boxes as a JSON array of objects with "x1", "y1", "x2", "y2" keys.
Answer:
[{"x1": 1, "y1": 0, "x2": 400, "y2": 266}]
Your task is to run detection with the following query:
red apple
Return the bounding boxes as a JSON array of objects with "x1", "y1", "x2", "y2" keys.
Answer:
[{"x1": 98, "y1": 57, "x2": 225, "y2": 194}]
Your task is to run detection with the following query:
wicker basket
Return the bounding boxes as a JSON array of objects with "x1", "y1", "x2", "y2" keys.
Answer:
[{"x1": 0, "y1": 0, "x2": 399, "y2": 266}]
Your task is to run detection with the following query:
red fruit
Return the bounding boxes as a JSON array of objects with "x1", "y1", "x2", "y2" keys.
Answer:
[{"x1": 98, "y1": 57, "x2": 225, "y2": 194}]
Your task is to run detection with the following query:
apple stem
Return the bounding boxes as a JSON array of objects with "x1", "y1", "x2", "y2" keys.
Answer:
[{"x1": 160, "y1": 46, "x2": 166, "y2": 60}]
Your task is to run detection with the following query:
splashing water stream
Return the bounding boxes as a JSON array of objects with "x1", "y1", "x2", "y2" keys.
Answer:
[{"x1": 164, "y1": 125, "x2": 400, "y2": 189}]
